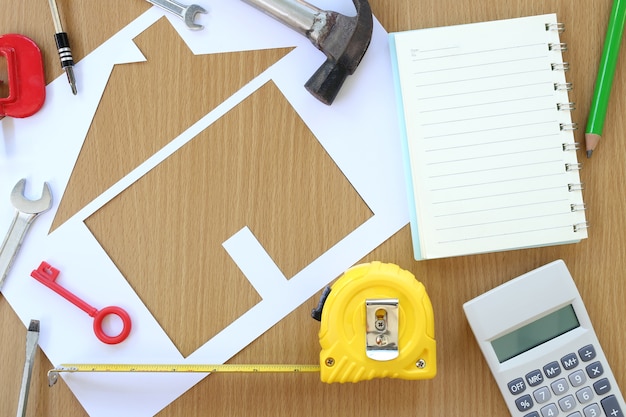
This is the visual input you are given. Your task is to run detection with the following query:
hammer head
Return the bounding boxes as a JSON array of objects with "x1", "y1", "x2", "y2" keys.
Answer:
[{"x1": 305, "y1": 0, "x2": 373, "y2": 105}]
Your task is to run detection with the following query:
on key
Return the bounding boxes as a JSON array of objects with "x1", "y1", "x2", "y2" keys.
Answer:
[{"x1": 31, "y1": 261, "x2": 132, "y2": 344}]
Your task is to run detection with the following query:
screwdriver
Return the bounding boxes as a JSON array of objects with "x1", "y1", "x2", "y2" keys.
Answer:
[
  {"x1": 47, "y1": 0, "x2": 77, "y2": 95},
  {"x1": 16, "y1": 320, "x2": 39, "y2": 417}
]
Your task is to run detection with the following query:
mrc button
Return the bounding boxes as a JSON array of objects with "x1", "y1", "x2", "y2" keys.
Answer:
[
  {"x1": 526, "y1": 369, "x2": 544, "y2": 387},
  {"x1": 508, "y1": 377, "x2": 526, "y2": 395}
]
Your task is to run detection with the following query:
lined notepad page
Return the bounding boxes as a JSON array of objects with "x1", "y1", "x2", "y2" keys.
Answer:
[{"x1": 390, "y1": 14, "x2": 588, "y2": 260}]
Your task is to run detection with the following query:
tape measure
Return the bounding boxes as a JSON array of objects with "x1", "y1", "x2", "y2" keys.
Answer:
[{"x1": 48, "y1": 262, "x2": 436, "y2": 385}]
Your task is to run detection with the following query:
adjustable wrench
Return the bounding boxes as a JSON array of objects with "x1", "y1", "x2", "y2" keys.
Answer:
[
  {"x1": 144, "y1": 0, "x2": 207, "y2": 30},
  {"x1": 0, "y1": 179, "x2": 52, "y2": 291}
]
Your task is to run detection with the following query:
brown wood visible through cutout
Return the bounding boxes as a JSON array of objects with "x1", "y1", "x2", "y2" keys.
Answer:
[
  {"x1": 85, "y1": 80, "x2": 372, "y2": 356},
  {"x1": 83, "y1": 78, "x2": 372, "y2": 355}
]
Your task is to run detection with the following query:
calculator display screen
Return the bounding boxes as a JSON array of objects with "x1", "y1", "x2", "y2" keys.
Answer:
[{"x1": 491, "y1": 305, "x2": 580, "y2": 363}]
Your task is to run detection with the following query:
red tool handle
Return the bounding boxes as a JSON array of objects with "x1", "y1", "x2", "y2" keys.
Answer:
[{"x1": 0, "y1": 34, "x2": 46, "y2": 118}]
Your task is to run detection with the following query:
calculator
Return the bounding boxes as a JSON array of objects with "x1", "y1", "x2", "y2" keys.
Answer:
[{"x1": 463, "y1": 260, "x2": 625, "y2": 417}]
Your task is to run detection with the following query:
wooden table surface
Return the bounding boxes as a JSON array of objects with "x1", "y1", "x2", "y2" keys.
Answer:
[{"x1": 1, "y1": 0, "x2": 624, "y2": 416}]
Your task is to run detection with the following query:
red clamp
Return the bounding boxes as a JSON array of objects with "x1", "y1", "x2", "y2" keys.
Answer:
[{"x1": 0, "y1": 34, "x2": 46, "y2": 119}]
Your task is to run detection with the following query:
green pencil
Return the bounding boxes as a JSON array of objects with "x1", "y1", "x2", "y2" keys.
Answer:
[{"x1": 585, "y1": 0, "x2": 626, "y2": 158}]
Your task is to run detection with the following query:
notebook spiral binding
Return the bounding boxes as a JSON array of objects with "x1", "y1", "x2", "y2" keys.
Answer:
[
  {"x1": 551, "y1": 62, "x2": 570, "y2": 71},
  {"x1": 545, "y1": 22, "x2": 566, "y2": 32},
  {"x1": 562, "y1": 142, "x2": 581, "y2": 151},
  {"x1": 557, "y1": 102, "x2": 576, "y2": 111},
  {"x1": 554, "y1": 82, "x2": 573, "y2": 91},
  {"x1": 549, "y1": 21, "x2": 588, "y2": 233},
  {"x1": 565, "y1": 163, "x2": 583, "y2": 171},
  {"x1": 568, "y1": 183, "x2": 585, "y2": 192},
  {"x1": 573, "y1": 222, "x2": 590, "y2": 232},
  {"x1": 560, "y1": 123, "x2": 578, "y2": 131},
  {"x1": 548, "y1": 42, "x2": 568, "y2": 51}
]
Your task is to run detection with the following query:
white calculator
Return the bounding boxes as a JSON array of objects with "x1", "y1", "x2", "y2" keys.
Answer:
[{"x1": 463, "y1": 260, "x2": 625, "y2": 417}]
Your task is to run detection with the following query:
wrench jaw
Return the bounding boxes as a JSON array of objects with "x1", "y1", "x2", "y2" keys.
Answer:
[
  {"x1": 10, "y1": 179, "x2": 53, "y2": 215},
  {"x1": 184, "y1": 5, "x2": 207, "y2": 30}
]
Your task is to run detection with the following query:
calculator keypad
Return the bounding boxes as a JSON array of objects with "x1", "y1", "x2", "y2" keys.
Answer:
[{"x1": 507, "y1": 344, "x2": 623, "y2": 417}]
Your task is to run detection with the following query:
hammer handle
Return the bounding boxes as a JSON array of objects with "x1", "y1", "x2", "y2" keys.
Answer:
[{"x1": 241, "y1": 0, "x2": 323, "y2": 38}]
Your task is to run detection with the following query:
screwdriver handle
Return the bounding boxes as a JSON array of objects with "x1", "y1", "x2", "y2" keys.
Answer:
[{"x1": 54, "y1": 32, "x2": 74, "y2": 69}]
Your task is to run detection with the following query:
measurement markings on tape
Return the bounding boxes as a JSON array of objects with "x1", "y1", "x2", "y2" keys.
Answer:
[{"x1": 48, "y1": 364, "x2": 321, "y2": 385}]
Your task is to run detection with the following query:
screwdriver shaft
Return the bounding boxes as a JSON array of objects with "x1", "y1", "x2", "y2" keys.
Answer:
[
  {"x1": 47, "y1": 0, "x2": 77, "y2": 95},
  {"x1": 16, "y1": 320, "x2": 39, "y2": 417}
]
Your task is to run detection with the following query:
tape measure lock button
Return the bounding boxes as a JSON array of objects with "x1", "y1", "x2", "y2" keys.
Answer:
[{"x1": 318, "y1": 261, "x2": 436, "y2": 383}]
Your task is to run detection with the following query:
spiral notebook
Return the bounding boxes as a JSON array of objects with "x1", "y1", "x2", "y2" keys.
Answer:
[{"x1": 389, "y1": 14, "x2": 588, "y2": 260}]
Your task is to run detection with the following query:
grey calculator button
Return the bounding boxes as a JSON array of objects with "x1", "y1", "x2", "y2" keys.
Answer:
[
  {"x1": 601, "y1": 395, "x2": 623, "y2": 417},
  {"x1": 527, "y1": 369, "x2": 544, "y2": 386},
  {"x1": 541, "y1": 403, "x2": 559, "y2": 417},
  {"x1": 544, "y1": 361, "x2": 562, "y2": 378},
  {"x1": 576, "y1": 387, "x2": 594, "y2": 404},
  {"x1": 583, "y1": 403, "x2": 601, "y2": 417},
  {"x1": 524, "y1": 412, "x2": 540, "y2": 417},
  {"x1": 559, "y1": 394, "x2": 577, "y2": 412},
  {"x1": 534, "y1": 386, "x2": 552, "y2": 404},
  {"x1": 578, "y1": 345, "x2": 596, "y2": 362},
  {"x1": 585, "y1": 361, "x2": 604, "y2": 379},
  {"x1": 508, "y1": 377, "x2": 527, "y2": 395},
  {"x1": 593, "y1": 378, "x2": 611, "y2": 395},
  {"x1": 561, "y1": 353, "x2": 579, "y2": 370},
  {"x1": 566, "y1": 413, "x2": 582, "y2": 417},
  {"x1": 551, "y1": 378, "x2": 569, "y2": 395},
  {"x1": 569, "y1": 370, "x2": 587, "y2": 387},
  {"x1": 516, "y1": 394, "x2": 534, "y2": 412}
]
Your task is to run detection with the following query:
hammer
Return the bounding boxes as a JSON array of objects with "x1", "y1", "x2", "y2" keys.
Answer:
[{"x1": 242, "y1": 0, "x2": 373, "y2": 105}]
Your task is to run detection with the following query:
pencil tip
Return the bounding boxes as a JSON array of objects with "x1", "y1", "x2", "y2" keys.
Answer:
[{"x1": 586, "y1": 150, "x2": 593, "y2": 158}]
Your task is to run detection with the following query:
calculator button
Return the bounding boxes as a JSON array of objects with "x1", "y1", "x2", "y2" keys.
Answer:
[
  {"x1": 551, "y1": 378, "x2": 569, "y2": 395},
  {"x1": 569, "y1": 370, "x2": 587, "y2": 387},
  {"x1": 524, "y1": 412, "x2": 540, "y2": 417},
  {"x1": 527, "y1": 369, "x2": 545, "y2": 387},
  {"x1": 516, "y1": 394, "x2": 534, "y2": 412},
  {"x1": 576, "y1": 387, "x2": 594, "y2": 404},
  {"x1": 583, "y1": 403, "x2": 601, "y2": 417},
  {"x1": 541, "y1": 403, "x2": 559, "y2": 417},
  {"x1": 544, "y1": 361, "x2": 562, "y2": 378},
  {"x1": 534, "y1": 387, "x2": 552, "y2": 404},
  {"x1": 578, "y1": 345, "x2": 596, "y2": 362},
  {"x1": 508, "y1": 377, "x2": 527, "y2": 395},
  {"x1": 559, "y1": 394, "x2": 577, "y2": 412},
  {"x1": 601, "y1": 395, "x2": 623, "y2": 417},
  {"x1": 593, "y1": 378, "x2": 611, "y2": 395},
  {"x1": 585, "y1": 362, "x2": 604, "y2": 379},
  {"x1": 566, "y1": 413, "x2": 582, "y2": 417},
  {"x1": 561, "y1": 353, "x2": 579, "y2": 370}
]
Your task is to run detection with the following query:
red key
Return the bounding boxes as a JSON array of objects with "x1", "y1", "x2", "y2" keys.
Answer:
[{"x1": 31, "y1": 262, "x2": 132, "y2": 344}]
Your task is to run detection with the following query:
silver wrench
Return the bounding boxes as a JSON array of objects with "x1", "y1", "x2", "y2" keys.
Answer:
[
  {"x1": 0, "y1": 179, "x2": 52, "y2": 291},
  {"x1": 145, "y1": 0, "x2": 207, "y2": 30}
]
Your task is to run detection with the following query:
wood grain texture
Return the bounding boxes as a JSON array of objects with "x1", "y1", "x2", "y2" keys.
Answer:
[{"x1": 1, "y1": 1, "x2": 625, "y2": 416}]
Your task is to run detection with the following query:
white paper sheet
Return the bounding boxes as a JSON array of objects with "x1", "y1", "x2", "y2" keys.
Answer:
[{"x1": 0, "y1": 2, "x2": 408, "y2": 415}]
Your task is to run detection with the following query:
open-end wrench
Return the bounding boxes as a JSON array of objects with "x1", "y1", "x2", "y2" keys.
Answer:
[
  {"x1": 0, "y1": 179, "x2": 52, "y2": 291},
  {"x1": 145, "y1": 0, "x2": 207, "y2": 30}
]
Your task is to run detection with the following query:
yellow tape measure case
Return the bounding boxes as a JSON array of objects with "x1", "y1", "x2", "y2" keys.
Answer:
[{"x1": 317, "y1": 261, "x2": 436, "y2": 383}]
